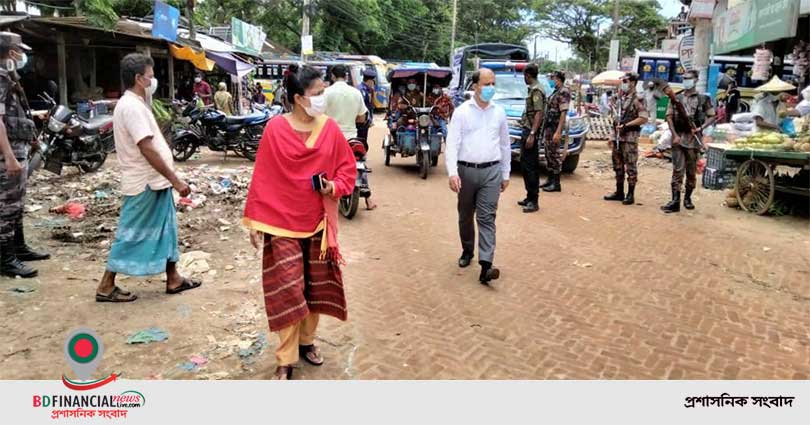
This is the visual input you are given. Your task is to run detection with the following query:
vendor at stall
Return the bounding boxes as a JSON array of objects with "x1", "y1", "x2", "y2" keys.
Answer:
[
  {"x1": 751, "y1": 76, "x2": 795, "y2": 131},
  {"x1": 785, "y1": 85, "x2": 810, "y2": 117}
]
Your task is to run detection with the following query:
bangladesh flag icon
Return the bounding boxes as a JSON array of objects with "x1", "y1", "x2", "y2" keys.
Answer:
[{"x1": 63, "y1": 328, "x2": 104, "y2": 380}]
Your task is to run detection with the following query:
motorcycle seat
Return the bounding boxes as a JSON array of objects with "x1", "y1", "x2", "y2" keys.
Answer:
[
  {"x1": 223, "y1": 112, "x2": 267, "y2": 125},
  {"x1": 81, "y1": 115, "x2": 113, "y2": 134}
]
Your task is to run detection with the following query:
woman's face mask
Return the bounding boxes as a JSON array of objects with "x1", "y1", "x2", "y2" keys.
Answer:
[
  {"x1": 302, "y1": 94, "x2": 326, "y2": 117},
  {"x1": 407, "y1": 83, "x2": 417, "y2": 91}
]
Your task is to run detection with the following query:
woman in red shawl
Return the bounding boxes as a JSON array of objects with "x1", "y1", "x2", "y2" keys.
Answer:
[{"x1": 243, "y1": 66, "x2": 356, "y2": 380}]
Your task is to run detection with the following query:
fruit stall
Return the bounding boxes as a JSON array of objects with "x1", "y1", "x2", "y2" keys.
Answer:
[{"x1": 721, "y1": 130, "x2": 810, "y2": 215}]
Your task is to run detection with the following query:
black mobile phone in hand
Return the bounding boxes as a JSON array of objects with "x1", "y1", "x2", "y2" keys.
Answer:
[{"x1": 311, "y1": 172, "x2": 327, "y2": 191}]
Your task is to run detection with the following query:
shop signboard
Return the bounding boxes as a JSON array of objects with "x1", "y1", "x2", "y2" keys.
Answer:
[
  {"x1": 688, "y1": 0, "x2": 716, "y2": 19},
  {"x1": 231, "y1": 17, "x2": 266, "y2": 55},
  {"x1": 713, "y1": 0, "x2": 800, "y2": 54},
  {"x1": 152, "y1": 1, "x2": 179, "y2": 42}
]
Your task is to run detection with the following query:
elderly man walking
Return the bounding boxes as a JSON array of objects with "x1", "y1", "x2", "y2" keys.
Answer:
[
  {"x1": 95, "y1": 53, "x2": 201, "y2": 302},
  {"x1": 446, "y1": 68, "x2": 510, "y2": 285}
]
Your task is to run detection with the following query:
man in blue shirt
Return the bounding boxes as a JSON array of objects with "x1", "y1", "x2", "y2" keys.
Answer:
[{"x1": 357, "y1": 69, "x2": 376, "y2": 142}]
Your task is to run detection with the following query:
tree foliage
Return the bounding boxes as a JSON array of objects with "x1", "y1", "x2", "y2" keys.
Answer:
[{"x1": 533, "y1": 0, "x2": 666, "y2": 70}]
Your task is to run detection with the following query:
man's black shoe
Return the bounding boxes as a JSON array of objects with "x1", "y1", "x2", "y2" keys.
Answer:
[
  {"x1": 622, "y1": 184, "x2": 635, "y2": 205},
  {"x1": 1, "y1": 253, "x2": 38, "y2": 278},
  {"x1": 517, "y1": 198, "x2": 530, "y2": 206},
  {"x1": 683, "y1": 187, "x2": 695, "y2": 210},
  {"x1": 522, "y1": 201, "x2": 539, "y2": 213},
  {"x1": 14, "y1": 245, "x2": 51, "y2": 262},
  {"x1": 458, "y1": 254, "x2": 473, "y2": 268},
  {"x1": 479, "y1": 267, "x2": 500, "y2": 284},
  {"x1": 661, "y1": 190, "x2": 681, "y2": 213}
]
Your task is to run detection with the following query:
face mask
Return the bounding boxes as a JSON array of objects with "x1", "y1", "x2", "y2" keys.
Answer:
[
  {"x1": 148, "y1": 78, "x2": 158, "y2": 96},
  {"x1": 303, "y1": 94, "x2": 326, "y2": 117},
  {"x1": 407, "y1": 84, "x2": 417, "y2": 91},
  {"x1": 432, "y1": 88, "x2": 441, "y2": 95},
  {"x1": 479, "y1": 85, "x2": 495, "y2": 102},
  {"x1": 195, "y1": 77, "x2": 202, "y2": 83},
  {"x1": 15, "y1": 52, "x2": 27, "y2": 70},
  {"x1": 549, "y1": 80, "x2": 556, "y2": 89},
  {"x1": 683, "y1": 78, "x2": 696, "y2": 90},
  {"x1": 620, "y1": 82, "x2": 629, "y2": 92}
]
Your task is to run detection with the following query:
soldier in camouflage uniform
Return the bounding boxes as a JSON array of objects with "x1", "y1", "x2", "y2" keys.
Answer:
[
  {"x1": 0, "y1": 32, "x2": 49, "y2": 279},
  {"x1": 542, "y1": 71, "x2": 571, "y2": 193},
  {"x1": 604, "y1": 72, "x2": 648, "y2": 205},
  {"x1": 661, "y1": 70, "x2": 716, "y2": 213},
  {"x1": 517, "y1": 63, "x2": 545, "y2": 213}
]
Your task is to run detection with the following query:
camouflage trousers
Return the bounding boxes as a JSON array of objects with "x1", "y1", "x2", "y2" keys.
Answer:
[
  {"x1": 543, "y1": 127, "x2": 562, "y2": 175},
  {"x1": 0, "y1": 157, "x2": 27, "y2": 244},
  {"x1": 611, "y1": 141, "x2": 639, "y2": 185},
  {"x1": 671, "y1": 144, "x2": 698, "y2": 192}
]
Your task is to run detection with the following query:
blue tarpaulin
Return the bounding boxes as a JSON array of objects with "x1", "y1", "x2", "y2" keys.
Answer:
[{"x1": 205, "y1": 50, "x2": 254, "y2": 77}]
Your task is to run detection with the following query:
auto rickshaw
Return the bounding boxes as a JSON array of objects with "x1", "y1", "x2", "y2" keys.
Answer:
[{"x1": 383, "y1": 65, "x2": 453, "y2": 179}]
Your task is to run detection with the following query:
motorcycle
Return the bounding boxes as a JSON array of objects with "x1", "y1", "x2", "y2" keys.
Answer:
[
  {"x1": 28, "y1": 93, "x2": 112, "y2": 177},
  {"x1": 339, "y1": 138, "x2": 371, "y2": 219},
  {"x1": 170, "y1": 100, "x2": 278, "y2": 162}
]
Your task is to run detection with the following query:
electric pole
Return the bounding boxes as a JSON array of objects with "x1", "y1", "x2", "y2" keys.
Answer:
[
  {"x1": 301, "y1": 0, "x2": 311, "y2": 62},
  {"x1": 450, "y1": 0, "x2": 458, "y2": 63},
  {"x1": 608, "y1": 0, "x2": 620, "y2": 70}
]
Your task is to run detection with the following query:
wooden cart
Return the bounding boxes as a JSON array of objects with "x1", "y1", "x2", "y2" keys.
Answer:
[{"x1": 723, "y1": 149, "x2": 810, "y2": 215}]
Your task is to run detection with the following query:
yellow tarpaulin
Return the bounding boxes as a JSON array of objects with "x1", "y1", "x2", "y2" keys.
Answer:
[{"x1": 170, "y1": 45, "x2": 215, "y2": 72}]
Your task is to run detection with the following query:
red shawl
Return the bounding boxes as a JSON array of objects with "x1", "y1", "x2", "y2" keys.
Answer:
[{"x1": 243, "y1": 114, "x2": 356, "y2": 261}]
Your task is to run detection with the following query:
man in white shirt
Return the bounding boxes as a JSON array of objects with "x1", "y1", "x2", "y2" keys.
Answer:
[
  {"x1": 446, "y1": 68, "x2": 510, "y2": 285},
  {"x1": 96, "y1": 53, "x2": 200, "y2": 303},
  {"x1": 324, "y1": 64, "x2": 377, "y2": 210},
  {"x1": 325, "y1": 64, "x2": 367, "y2": 140}
]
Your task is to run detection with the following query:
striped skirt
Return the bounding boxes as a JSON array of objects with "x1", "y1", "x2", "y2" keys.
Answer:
[
  {"x1": 262, "y1": 232, "x2": 347, "y2": 331},
  {"x1": 106, "y1": 188, "x2": 180, "y2": 276}
]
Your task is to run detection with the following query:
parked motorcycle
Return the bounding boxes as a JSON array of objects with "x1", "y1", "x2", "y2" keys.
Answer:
[
  {"x1": 170, "y1": 99, "x2": 278, "y2": 162},
  {"x1": 28, "y1": 93, "x2": 112, "y2": 177},
  {"x1": 339, "y1": 138, "x2": 371, "y2": 219}
]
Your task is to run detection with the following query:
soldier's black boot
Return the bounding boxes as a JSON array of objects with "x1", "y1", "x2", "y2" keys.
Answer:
[
  {"x1": 661, "y1": 190, "x2": 681, "y2": 213},
  {"x1": 540, "y1": 176, "x2": 553, "y2": 189},
  {"x1": 1, "y1": 244, "x2": 38, "y2": 278},
  {"x1": 683, "y1": 188, "x2": 695, "y2": 210},
  {"x1": 604, "y1": 178, "x2": 625, "y2": 201},
  {"x1": 622, "y1": 184, "x2": 635, "y2": 205},
  {"x1": 543, "y1": 174, "x2": 561, "y2": 192},
  {"x1": 13, "y1": 223, "x2": 50, "y2": 262}
]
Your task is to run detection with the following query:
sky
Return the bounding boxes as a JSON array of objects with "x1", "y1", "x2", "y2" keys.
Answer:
[{"x1": 527, "y1": 0, "x2": 685, "y2": 62}]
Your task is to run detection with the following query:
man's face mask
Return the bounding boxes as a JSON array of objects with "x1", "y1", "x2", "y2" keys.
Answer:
[{"x1": 407, "y1": 83, "x2": 417, "y2": 91}]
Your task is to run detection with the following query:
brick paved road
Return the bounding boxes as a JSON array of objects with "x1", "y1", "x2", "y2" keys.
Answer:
[{"x1": 1, "y1": 126, "x2": 808, "y2": 380}]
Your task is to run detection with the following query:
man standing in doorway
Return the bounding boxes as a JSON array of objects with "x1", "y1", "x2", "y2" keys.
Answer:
[
  {"x1": 604, "y1": 72, "x2": 647, "y2": 205},
  {"x1": 517, "y1": 63, "x2": 545, "y2": 213},
  {"x1": 446, "y1": 68, "x2": 510, "y2": 285},
  {"x1": 193, "y1": 74, "x2": 212, "y2": 105},
  {"x1": 96, "y1": 53, "x2": 201, "y2": 302},
  {"x1": 661, "y1": 70, "x2": 716, "y2": 213},
  {"x1": 542, "y1": 71, "x2": 571, "y2": 193}
]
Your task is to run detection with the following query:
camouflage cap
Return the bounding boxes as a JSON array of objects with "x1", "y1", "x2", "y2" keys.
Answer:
[{"x1": 0, "y1": 32, "x2": 31, "y2": 51}]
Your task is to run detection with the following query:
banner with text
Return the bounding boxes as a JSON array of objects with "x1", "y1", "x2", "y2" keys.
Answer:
[
  {"x1": 230, "y1": 17, "x2": 266, "y2": 56},
  {"x1": 713, "y1": 0, "x2": 800, "y2": 54}
]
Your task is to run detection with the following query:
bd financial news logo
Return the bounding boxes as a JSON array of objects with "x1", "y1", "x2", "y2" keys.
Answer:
[{"x1": 32, "y1": 328, "x2": 146, "y2": 420}]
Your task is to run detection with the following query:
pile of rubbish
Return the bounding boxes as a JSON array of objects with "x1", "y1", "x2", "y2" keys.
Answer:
[{"x1": 25, "y1": 162, "x2": 253, "y2": 249}]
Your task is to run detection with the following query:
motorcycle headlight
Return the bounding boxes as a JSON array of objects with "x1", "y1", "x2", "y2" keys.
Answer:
[
  {"x1": 47, "y1": 117, "x2": 66, "y2": 133},
  {"x1": 418, "y1": 115, "x2": 431, "y2": 128}
]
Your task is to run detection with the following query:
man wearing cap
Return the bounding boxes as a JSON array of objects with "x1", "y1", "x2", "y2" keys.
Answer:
[
  {"x1": 604, "y1": 72, "x2": 647, "y2": 205},
  {"x1": 542, "y1": 71, "x2": 571, "y2": 193},
  {"x1": 0, "y1": 32, "x2": 49, "y2": 278},
  {"x1": 662, "y1": 70, "x2": 716, "y2": 213}
]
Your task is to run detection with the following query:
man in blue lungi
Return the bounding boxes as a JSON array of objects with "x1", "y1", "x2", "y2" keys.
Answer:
[{"x1": 95, "y1": 53, "x2": 201, "y2": 302}]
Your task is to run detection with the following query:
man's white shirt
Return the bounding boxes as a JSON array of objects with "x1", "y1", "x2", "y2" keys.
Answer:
[{"x1": 445, "y1": 99, "x2": 511, "y2": 180}]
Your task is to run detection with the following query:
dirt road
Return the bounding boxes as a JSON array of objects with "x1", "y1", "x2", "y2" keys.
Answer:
[{"x1": 1, "y1": 123, "x2": 809, "y2": 380}]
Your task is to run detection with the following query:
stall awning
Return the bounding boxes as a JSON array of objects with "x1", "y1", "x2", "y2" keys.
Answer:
[
  {"x1": 170, "y1": 45, "x2": 215, "y2": 71},
  {"x1": 206, "y1": 50, "x2": 254, "y2": 77}
]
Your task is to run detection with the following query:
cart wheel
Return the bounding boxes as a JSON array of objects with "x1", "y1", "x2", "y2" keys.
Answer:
[
  {"x1": 384, "y1": 145, "x2": 391, "y2": 166},
  {"x1": 735, "y1": 159, "x2": 774, "y2": 215},
  {"x1": 419, "y1": 151, "x2": 429, "y2": 179}
]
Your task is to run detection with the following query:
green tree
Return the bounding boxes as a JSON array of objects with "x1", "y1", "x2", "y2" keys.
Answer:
[{"x1": 532, "y1": 0, "x2": 666, "y2": 71}]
